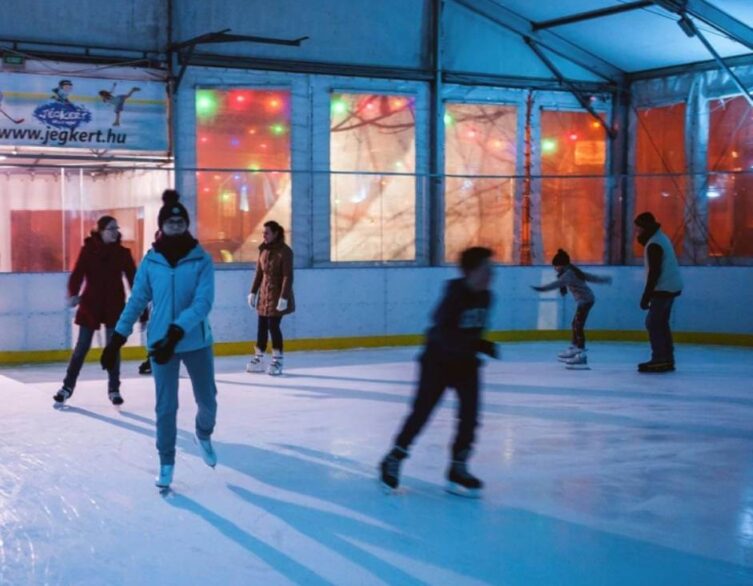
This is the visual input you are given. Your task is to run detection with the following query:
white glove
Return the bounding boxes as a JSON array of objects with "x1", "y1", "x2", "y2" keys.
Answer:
[
  {"x1": 276, "y1": 297, "x2": 288, "y2": 312},
  {"x1": 68, "y1": 295, "x2": 80, "y2": 308},
  {"x1": 247, "y1": 293, "x2": 257, "y2": 309}
]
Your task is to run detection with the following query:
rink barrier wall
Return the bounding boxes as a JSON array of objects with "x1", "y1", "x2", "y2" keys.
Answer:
[{"x1": 1, "y1": 330, "x2": 751, "y2": 365}]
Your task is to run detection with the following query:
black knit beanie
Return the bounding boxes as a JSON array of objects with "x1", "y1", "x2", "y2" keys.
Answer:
[
  {"x1": 634, "y1": 212, "x2": 659, "y2": 230},
  {"x1": 552, "y1": 248, "x2": 570, "y2": 266},
  {"x1": 158, "y1": 190, "x2": 190, "y2": 229}
]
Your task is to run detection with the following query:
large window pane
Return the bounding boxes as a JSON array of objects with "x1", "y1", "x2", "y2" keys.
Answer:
[
  {"x1": 196, "y1": 89, "x2": 292, "y2": 263},
  {"x1": 708, "y1": 95, "x2": 753, "y2": 257},
  {"x1": 444, "y1": 103, "x2": 516, "y2": 263},
  {"x1": 541, "y1": 111, "x2": 606, "y2": 263},
  {"x1": 330, "y1": 93, "x2": 416, "y2": 262},
  {"x1": 0, "y1": 167, "x2": 167, "y2": 273},
  {"x1": 633, "y1": 104, "x2": 686, "y2": 259}
]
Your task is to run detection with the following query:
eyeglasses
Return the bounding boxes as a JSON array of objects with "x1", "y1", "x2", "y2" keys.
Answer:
[{"x1": 164, "y1": 218, "x2": 187, "y2": 227}]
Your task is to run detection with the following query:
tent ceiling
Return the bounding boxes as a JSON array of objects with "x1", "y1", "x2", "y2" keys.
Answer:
[{"x1": 477, "y1": 0, "x2": 753, "y2": 74}]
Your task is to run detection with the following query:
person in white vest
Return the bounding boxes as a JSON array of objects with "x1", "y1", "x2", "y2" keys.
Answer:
[{"x1": 634, "y1": 212, "x2": 683, "y2": 373}]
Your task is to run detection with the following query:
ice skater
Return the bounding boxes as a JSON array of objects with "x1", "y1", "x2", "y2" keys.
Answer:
[
  {"x1": 634, "y1": 212, "x2": 683, "y2": 373},
  {"x1": 53, "y1": 216, "x2": 141, "y2": 407},
  {"x1": 531, "y1": 248, "x2": 612, "y2": 369},
  {"x1": 0, "y1": 91, "x2": 24, "y2": 124},
  {"x1": 100, "y1": 190, "x2": 218, "y2": 490},
  {"x1": 99, "y1": 83, "x2": 140, "y2": 126},
  {"x1": 50, "y1": 79, "x2": 73, "y2": 104},
  {"x1": 379, "y1": 247, "x2": 498, "y2": 498},
  {"x1": 246, "y1": 220, "x2": 295, "y2": 376}
]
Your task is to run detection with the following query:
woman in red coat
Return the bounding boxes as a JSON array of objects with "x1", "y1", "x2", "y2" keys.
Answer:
[
  {"x1": 54, "y1": 216, "x2": 139, "y2": 406},
  {"x1": 246, "y1": 221, "x2": 295, "y2": 376}
]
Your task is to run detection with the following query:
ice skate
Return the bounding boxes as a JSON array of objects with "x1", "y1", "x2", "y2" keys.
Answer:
[
  {"x1": 557, "y1": 346, "x2": 579, "y2": 362},
  {"x1": 245, "y1": 352, "x2": 264, "y2": 373},
  {"x1": 53, "y1": 386, "x2": 72, "y2": 406},
  {"x1": 379, "y1": 446, "x2": 408, "y2": 493},
  {"x1": 194, "y1": 433, "x2": 217, "y2": 468},
  {"x1": 446, "y1": 459, "x2": 483, "y2": 498},
  {"x1": 155, "y1": 464, "x2": 174, "y2": 490},
  {"x1": 267, "y1": 353, "x2": 283, "y2": 376},
  {"x1": 108, "y1": 391, "x2": 124, "y2": 407},
  {"x1": 138, "y1": 359, "x2": 152, "y2": 375},
  {"x1": 638, "y1": 359, "x2": 675, "y2": 373},
  {"x1": 564, "y1": 350, "x2": 590, "y2": 370}
]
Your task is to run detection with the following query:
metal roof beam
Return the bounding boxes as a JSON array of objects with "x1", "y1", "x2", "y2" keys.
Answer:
[
  {"x1": 533, "y1": 1, "x2": 653, "y2": 31},
  {"x1": 454, "y1": 0, "x2": 625, "y2": 83},
  {"x1": 655, "y1": 0, "x2": 753, "y2": 51}
]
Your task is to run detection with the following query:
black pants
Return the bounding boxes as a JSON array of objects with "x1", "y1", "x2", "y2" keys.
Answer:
[
  {"x1": 64, "y1": 326, "x2": 120, "y2": 393},
  {"x1": 394, "y1": 354, "x2": 479, "y2": 460},
  {"x1": 571, "y1": 301, "x2": 594, "y2": 349},
  {"x1": 256, "y1": 316, "x2": 283, "y2": 353},
  {"x1": 646, "y1": 295, "x2": 675, "y2": 362}
]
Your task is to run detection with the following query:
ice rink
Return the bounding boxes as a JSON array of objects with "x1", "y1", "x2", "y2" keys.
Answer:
[{"x1": 1, "y1": 342, "x2": 752, "y2": 585}]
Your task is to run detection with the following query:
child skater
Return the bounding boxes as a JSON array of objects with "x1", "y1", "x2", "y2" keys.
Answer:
[
  {"x1": 379, "y1": 246, "x2": 498, "y2": 498},
  {"x1": 99, "y1": 83, "x2": 141, "y2": 127},
  {"x1": 531, "y1": 248, "x2": 612, "y2": 369}
]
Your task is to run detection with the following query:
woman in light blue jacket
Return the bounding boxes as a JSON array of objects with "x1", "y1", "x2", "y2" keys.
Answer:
[{"x1": 101, "y1": 190, "x2": 217, "y2": 490}]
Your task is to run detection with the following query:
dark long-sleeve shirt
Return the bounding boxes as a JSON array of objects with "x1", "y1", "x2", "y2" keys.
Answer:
[
  {"x1": 424, "y1": 278, "x2": 491, "y2": 362},
  {"x1": 533, "y1": 265, "x2": 611, "y2": 305}
]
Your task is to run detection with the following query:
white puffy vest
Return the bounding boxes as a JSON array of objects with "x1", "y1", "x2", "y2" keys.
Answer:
[{"x1": 645, "y1": 230, "x2": 683, "y2": 293}]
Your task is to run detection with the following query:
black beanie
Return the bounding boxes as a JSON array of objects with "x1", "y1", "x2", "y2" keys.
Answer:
[
  {"x1": 634, "y1": 212, "x2": 659, "y2": 230},
  {"x1": 552, "y1": 248, "x2": 570, "y2": 266},
  {"x1": 158, "y1": 190, "x2": 190, "y2": 229}
]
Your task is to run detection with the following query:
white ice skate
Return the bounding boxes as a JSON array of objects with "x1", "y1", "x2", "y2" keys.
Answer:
[
  {"x1": 53, "y1": 386, "x2": 72, "y2": 407},
  {"x1": 195, "y1": 433, "x2": 217, "y2": 468},
  {"x1": 155, "y1": 464, "x2": 174, "y2": 489},
  {"x1": 245, "y1": 353, "x2": 265, "y2": 373},
  {"x1": 557, "y1": 346, "x2": 579, "y2": 362},
  {"x1": 267, "y1": 354, "x2": 283, "y2": 376},
  {"x1": 565, "y1": 350, "x2": 590, "y2": 370}
]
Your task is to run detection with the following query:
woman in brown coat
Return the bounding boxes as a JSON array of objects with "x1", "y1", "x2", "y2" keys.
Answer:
[{"x1": 246, "y1": 221, "x2": 295, "y2": 375}]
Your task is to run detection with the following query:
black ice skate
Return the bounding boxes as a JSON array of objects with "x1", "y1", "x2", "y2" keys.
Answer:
[
  {"x1": 638, "y1": 359, "x2": 675, "y2": 373},
  {"x1": 108, "y1": 391, "x2": 124, "y2": 406},
  {"x1": 53, "y1": 386, "x2": 72, "y2": 405},
  {"x1": 446, "y1": 459, "x2": 483, "y2": 498},
  {"x1": 379, "y1": 446, "x2": 408, "y2": 492},
  {"x1": 138, "y1": 359, "x2": 152, "y2": 375}
]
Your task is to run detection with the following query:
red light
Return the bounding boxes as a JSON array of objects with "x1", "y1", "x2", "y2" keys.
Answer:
[
  {"x1": 200, "y1": 136, "x2": 208, "y2": 143},
  {"x1": 569, "y1": 133, "x2": 579, "y2": 141}
]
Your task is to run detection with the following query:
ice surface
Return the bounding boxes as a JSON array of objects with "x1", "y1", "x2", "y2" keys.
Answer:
[{"x1": 1, "y1": 342, "x2": 752, "y2": 585}]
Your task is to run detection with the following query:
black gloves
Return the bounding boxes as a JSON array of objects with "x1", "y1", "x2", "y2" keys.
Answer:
[
  {"x1": 149, "y1": 324, "x2": 185, "y2": 365},
  {"x1": 640, "y1": 292, "x2": 651, "y2": 310},
  {"x1": 477, "y1": 339, "x2": 499, "y2": 359},
  {"x1": 101, "y1": 332, "x2": 127, "y2": 371}
]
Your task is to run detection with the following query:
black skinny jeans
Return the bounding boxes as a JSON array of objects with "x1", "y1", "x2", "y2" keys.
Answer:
[
  {"x1": 571, "y1": 301, "x2": 594, "y2": 350},
  {"x1": 256, "y1": 316, "x2": 283, "y2": 353},
  {"x1": 394, "y1": 353, "x2": 479, "y2": 460}
]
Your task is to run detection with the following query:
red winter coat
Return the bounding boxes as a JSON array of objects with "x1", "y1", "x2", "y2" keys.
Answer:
[{"x1": 67, "y1": 235, "x2": 137, "y2": 330}]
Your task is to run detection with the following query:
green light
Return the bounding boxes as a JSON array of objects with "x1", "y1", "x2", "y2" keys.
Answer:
[
  {"x1": 221, "y1": 191, "x2": 233, "y2": 202},
  {"x1": 331, "y1": 97, "x2": 348, "y2": 116},
  {"x1": 269, "y1": 123, "x2": 287, "y2": 136},
  {"x1": 542, "y1": 138, "x2": 557, "y2": 154},
  {"x1": 248, "y1": 163, "x2": 261, "y2": 174},
  {"x1": 444, "y1": 112, "x2": 455, "y2": 126},
  {"x1": 196, "y1": 90, "x2": 219, "y2": 119}
]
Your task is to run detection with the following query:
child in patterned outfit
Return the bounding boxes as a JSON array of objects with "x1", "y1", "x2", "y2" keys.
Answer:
[{"x1": 531, "y1": 249, "x2": 612, "y2": 369}]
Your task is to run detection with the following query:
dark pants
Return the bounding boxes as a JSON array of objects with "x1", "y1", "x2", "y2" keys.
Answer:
[
  {"x1": 257, "y1": 316, "x2": 283, "y2": 352},
  {"x1": 646, "y1": 296, "x2": 675, "y2": 363},
  {"x1": 394, "y1": 354, "x2": 480, "y2": 460},
  {"x1": 64, "y1": 326, "x2": 120, "y2": 393},
  {"x1": 571, "y1": 301, "x2": 594, "y2": 349}
]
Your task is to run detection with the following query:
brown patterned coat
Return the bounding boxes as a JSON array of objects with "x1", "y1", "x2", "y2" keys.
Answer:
[{"x1": 251, "y1": 241, "x2": 295, "y2": 317}]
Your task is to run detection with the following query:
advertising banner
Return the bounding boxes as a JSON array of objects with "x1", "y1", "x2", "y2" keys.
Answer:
[{"x1": 0, "y1": 72, "x2": 168, "y2": 151}]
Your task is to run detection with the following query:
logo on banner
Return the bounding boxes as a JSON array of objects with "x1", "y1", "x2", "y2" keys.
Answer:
[{"x1": 32, "y1": 79, "x2": 92, "y2": 130}]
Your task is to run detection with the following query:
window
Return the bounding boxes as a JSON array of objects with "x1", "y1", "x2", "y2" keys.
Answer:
[
  {"x1": 540, "y1": 110, "x2": 607, "y2": 264},
  {"x1": 195, "y1": 89, "x2": 292, "y2": 263},
  {"x1": 330, "y1": 93, "x2": 416, "y2": 262},
  {"x1": 444, "y1": 103, "x2": 516, "y2": 263},
  {"x1": 0, "y1": 166, "x2": 168, "y2": 273},
  {"x1": 707, "y1": 95, "x2": 753, "y2": 258},
  {"x1": 633, "y1": 104, "x2": 686, "y2": 259}
]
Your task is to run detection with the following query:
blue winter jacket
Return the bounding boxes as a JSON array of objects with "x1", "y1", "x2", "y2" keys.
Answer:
[{"x1": 114, "y1": 245, "x2": 214, "y2": 353}]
